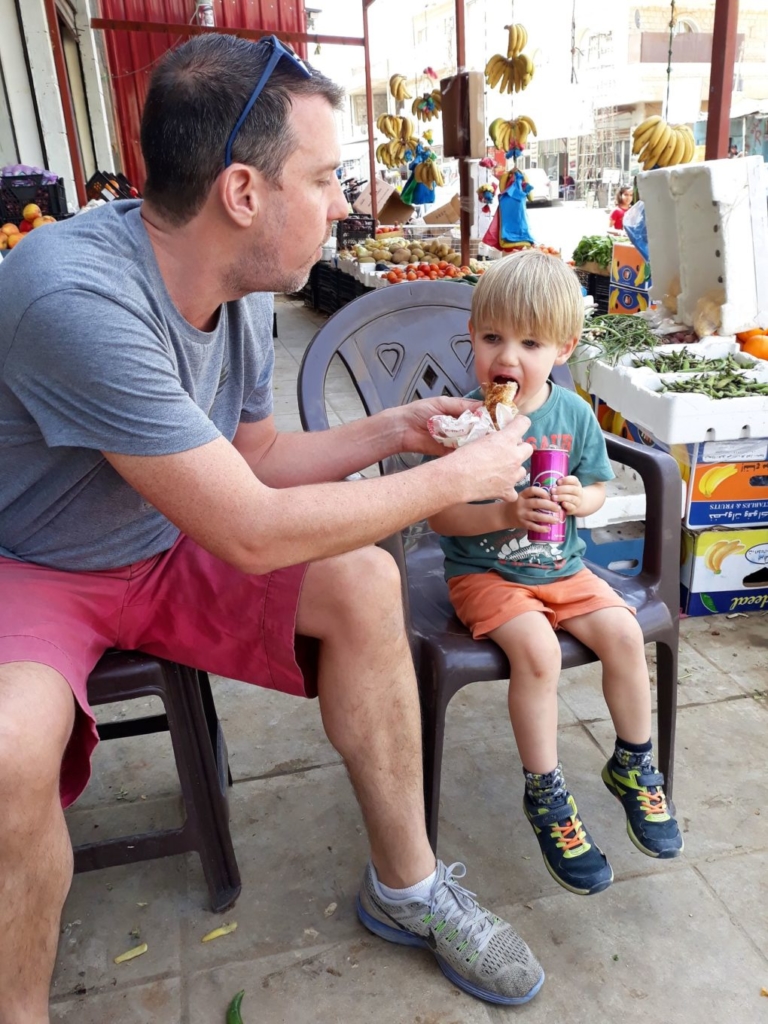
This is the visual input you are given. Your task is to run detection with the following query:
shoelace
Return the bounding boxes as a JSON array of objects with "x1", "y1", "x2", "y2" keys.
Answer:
[
  {"x1": 638, "y1": 788, "x2": 667, "y2": 818},
  {"x1": 551, "y1": 816, "x2": 588, "y2": 852},
  {"x1": 428, "y1": 862, "x2": 496, "y2": 952}
]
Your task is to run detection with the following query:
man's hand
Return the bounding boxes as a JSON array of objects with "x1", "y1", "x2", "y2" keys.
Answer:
[
  {"x1": 510, "y1": 487, "x2": 564, "y2": 534},
  {"x1": 551, "y1": 475, "x2": 583, "y2": 516},
  {"x1": 448, "y1": 415, "x2": 533, "y2": 504},
  {"x1": 397, "y1": 396, "x2": 483, "y2": 456}
]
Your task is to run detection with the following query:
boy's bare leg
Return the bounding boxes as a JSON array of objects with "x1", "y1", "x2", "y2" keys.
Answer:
[
  {"x1": 488, "y1": 611, "x2": 562, "y2": 773},
  {"x1": 296, "y1": 546, "x2": 436, "y2": 888},
  {"x1": 559, "y1": 607, "x2": 651, "y2": 744},
  {"x1": 0, "y1": 663, "x2": 76, "y2": 1024}
]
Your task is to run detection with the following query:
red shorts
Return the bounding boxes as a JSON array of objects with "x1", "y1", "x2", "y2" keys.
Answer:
[
  {"x1": 448, "y1": 567, "x2": 634, "y2": 638},
  {"x1": 0, "y1": 537, "x2": 311, "y2": 808}
]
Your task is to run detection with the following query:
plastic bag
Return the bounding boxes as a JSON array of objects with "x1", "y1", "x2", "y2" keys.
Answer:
[{"x1": 622, "y1": 200, "x2": 649, "y2": 262}]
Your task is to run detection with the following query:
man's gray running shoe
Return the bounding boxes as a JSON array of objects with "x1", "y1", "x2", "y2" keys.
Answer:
[{"x1": 356, "y1": 860, "x2": 544, "y2": 1005}]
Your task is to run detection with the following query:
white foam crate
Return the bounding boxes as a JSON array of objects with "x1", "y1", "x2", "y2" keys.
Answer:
[
  {"x1": 637, "y1": 156, "x2": 768, "y2": 335},
  {"x1": 576, "y1": 461, "x2": 647, "y2": 529},
  {"x1": 570, "y1": 337, "x2": 767, "y2": 444}
]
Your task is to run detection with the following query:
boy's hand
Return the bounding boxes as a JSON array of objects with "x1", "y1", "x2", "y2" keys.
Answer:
[
  {"x1": 551, "y1": 476, "x2": 583, "y2": 515},
  {"x1": 507, "y1": 486, "x2": 564, "y2": 533}
]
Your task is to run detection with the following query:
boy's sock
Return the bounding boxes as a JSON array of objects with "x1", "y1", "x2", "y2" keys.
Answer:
[
  {"x1": 523, "y1": 762, "x2": 567, "y2": 807},
  {"x1": 613, "y1": 736, "x2": 653, "y2": 772}
]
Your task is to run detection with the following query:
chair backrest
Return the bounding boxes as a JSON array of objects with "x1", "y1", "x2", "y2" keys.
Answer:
[{"x1": 298, "y1": 280, "x2": 574, "y2": 442}]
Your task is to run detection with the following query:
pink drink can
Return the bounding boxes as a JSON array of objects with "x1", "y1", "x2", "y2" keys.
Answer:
[{"x1": 528, "y1": 447, "x2": 569, "y2": 543}]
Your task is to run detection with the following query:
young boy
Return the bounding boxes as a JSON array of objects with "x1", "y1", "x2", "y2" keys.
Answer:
[{"x1": 429, "y1": 251, "x2": 682, "y2": 895}]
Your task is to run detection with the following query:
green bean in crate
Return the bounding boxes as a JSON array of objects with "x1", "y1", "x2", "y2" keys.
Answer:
[
  {"x1": 632, "y1": 352, "x2": 745, "y2": 374},
  {"x1": 578, "y1": 313, "x2": 658, "y2": 365},
  {"x1": 659, "y1": 373, "x2": 768, "y2": 398}
]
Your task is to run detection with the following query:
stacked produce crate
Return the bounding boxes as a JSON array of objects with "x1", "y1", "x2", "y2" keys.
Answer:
[{"x1": 571, "y1": 156, "x2": 768, "y2": 616}]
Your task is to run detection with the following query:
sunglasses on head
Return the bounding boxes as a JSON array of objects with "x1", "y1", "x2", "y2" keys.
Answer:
[{"x1": 224, "y1": 35, "x2": 312, "y2": 169}]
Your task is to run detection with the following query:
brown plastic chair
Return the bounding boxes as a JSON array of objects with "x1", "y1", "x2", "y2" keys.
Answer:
[
  {"x1": 72, "y1": 651, "x2": 241, "y2": 912},
  {"x1": 297, "y1": 280, "x2": 681, "y2": 849}
]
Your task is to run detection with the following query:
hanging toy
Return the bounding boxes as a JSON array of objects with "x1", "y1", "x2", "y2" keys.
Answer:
[
  {"x1": 477, "y1": 181, "x2": 498, "y2": 213},
  {"x1": 412, "y1": 89, "x2": 442, "y2": 122}
]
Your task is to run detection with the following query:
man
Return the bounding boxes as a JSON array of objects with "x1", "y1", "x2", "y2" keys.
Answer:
[{"x1": 0, "y1": 34, "x2": 541, "y2": 1020}]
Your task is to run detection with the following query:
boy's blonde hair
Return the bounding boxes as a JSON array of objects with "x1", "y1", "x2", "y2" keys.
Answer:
[{"x1": 470, "y1": 250, "x2": 584, "y2": 345}]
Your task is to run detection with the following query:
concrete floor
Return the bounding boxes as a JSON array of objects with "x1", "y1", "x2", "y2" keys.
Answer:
[{"x1": 53, "y1": 296, "x2": 768, "y2": 1024}]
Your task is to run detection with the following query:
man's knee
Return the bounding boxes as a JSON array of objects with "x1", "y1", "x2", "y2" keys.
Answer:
[
  {"x1": 300, "y1": 546, "x2": 405, "y2": 640},
  {"x1": 0, "y1": 662, "x2": 75, "y2": 806}
]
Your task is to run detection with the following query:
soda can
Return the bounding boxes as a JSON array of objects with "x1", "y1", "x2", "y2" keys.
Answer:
[
  {"x1": 195, "y1": 2, "x2": 215, "y2": 27},
  {"x1": 528, "y1": 447, "x2": 569, "y2": 543}
]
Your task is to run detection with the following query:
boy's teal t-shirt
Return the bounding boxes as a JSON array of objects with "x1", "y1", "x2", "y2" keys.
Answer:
[{"x1": 440, "y1": 384, "x2": 614, "y2": 584}]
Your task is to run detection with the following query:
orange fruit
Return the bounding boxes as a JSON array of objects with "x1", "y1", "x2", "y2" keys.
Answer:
[
  {"x1": 737, "y1": 328, "x2": 764, "y2": 342},
  {"x1": 1, "y1": 223, "x2": 17, "y2": 237},
  {"x1": 32, "y1": 216, "x2": 54, "y2": 228},
  {"x1": 7, "y1": 233, "x2": 23, "y2": 248},
  {"x1": 22, "y1": 203, "x2": 42, "y2": 223},
  {"x1": 742, "y1": 335, "x2": 768, "y2": 360}
]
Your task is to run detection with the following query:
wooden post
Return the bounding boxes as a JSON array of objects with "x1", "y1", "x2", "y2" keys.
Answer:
[
  {"x1": 455, "y1": 0, "x2": 470, "y2": 266},
  {"x1": 705, "y1": 0, "x2": 740, "y2": 160},
  {"x1": 362, "y1": 0, "x2": 378, "y2": 223}
]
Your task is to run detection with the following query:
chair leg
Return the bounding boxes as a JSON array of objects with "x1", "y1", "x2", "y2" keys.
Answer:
[
  {"x1": 418, "y1": 651, "x2": 450, "y2": 854},
  {"x1": 162, "y1": 663, "x2": 241, "y2": 912},
  {"x1": 655, "y1": 639, "x2": 679, "y2": 805}
]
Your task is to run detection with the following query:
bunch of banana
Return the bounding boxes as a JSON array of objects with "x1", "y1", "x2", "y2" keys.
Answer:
[
  {"x1": 485, "y1": 52, "x2": 535, "y2": 94},
  {"x1": 389, "y1": 74, "x2": 412, "y2": 102},
  {"x1": 699, "y1": 463, "x2": 738, "y2": 497},
  {"x1": 414, "y1": 158, "x2": 444, "y2": 188},
  {"x1": 505, "y1": 23, "x2": 528, "y2": 58},
  {"x1": 632, "y1": 116, "x2": 695, "y2": 170},
  {"x1": 489, "y1": 115, "x2": 538, "y2": 151},
  {"x1": 376, "y1": 113, "x2": 403, "y2": 140},
  {"x1": 376, "y1": 139, "x2": 410, "y2": 169},
  {"x1": 411, "y1": 89, "x2": 442, "y2": 122},
  {"x1": 704, "y1": 537, "x2": 745, "y2": 573}
]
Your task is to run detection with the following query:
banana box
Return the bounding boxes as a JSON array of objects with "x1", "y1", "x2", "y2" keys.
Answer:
[
  {"x1": 611, "y1": 416, "x2": 768, "y2": 528},
  {"x1": 681, "y1": 527, "x2": 768, "y2": 616},
  {"x1": 608, "y1": 286, "x2": 653, "y2": 315},
  {"x1": 610, "y1": 242, "x2": 652, "y2": 291}
]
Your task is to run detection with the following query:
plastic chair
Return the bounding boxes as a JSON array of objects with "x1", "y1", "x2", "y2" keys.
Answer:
[
  {"x1": 297, "y1": 281, "x2": 681, "y2": 849},
  {"x1": 72, "y1": 651, "x2": 241, "y2": 913}
]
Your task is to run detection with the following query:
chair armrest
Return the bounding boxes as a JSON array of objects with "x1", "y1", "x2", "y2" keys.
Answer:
[{"x1": 603, "y1": 433, "x2": 682, "y2": 616}]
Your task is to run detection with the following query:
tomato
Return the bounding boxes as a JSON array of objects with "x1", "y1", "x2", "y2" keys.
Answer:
[
  {"x1": 419, "y1": 262, "x2": 431, "y2": 272},
  {"x1": 406, "y1": 271, "x2": 417, "y2": 281},
  {"x1": 459, "y1": 266, "x2": 471, "y2": 274},
  {"x1": 429, "y1": 271, "x2": 438, "y2": 279},
  {"x1": 386, "y1": 271, "x2": 399, "y2": 283},
  {"x1": 437, "y1": 260, "x2": 448, "y2": 270}
]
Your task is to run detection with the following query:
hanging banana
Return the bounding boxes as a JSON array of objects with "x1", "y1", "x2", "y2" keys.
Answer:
[
  {"x1": 632, "y1": 115, "x2": 695, "y2": 169},
  {"x1": 484, "y1": 24, "x2": 534, "y2": 94},
  {"x1": 389, "y1": 74, "x2": 412, "y2": 102}
]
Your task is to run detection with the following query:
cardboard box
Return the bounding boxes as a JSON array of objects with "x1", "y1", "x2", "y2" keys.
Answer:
[
  {"x1": 611, "y1": 418, "x2": 768, "y2": 528},
  {"x1": 353, "y1": 179, "x2": 414, "y2": 225},
  {"x1": 608, "y1": 285, "x2": 652, "y2": 315},
  {"x1": 681, "y1": 526, "x2": 768, "y2": 616},
  {"x1": 610, "y1": 241, "x2": 652, "y2": 290},
  {"x1": 423, "y1": 194, "x2": 461, "y2": 225}
]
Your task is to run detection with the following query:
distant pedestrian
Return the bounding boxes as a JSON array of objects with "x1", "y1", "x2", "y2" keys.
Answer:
[{"x1": 608, "y1": 186, "x2": 633, "y2": 231}]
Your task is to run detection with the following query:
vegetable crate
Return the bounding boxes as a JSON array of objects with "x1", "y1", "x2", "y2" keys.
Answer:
[
  {"x1": 681, "y1": 526, "x2": 768, "y2": 616},
  {"x1": 336, "y1": 215, "x2": 376, "y2": 251},
  {"x1": 0, "y1": 174, "x2": 67, "y2": 223}
]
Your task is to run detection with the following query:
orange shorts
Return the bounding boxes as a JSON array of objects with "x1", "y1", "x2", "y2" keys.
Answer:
[{"x1": 448, "y1": 567, "x2": 634, "y2": 639}]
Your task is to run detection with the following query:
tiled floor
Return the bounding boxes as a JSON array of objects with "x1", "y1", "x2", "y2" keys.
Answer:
[{"x1": 53, "y1": 296, "x2": 768, "y2": 1023}]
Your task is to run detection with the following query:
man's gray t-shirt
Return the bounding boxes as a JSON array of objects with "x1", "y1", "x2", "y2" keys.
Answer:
[{"x1": 0, "y1": 200, "x2": 274, "y2": 571}]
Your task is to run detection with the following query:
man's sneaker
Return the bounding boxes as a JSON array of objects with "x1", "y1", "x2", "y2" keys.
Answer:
[
  {"x1": 523, "y1": 792, "x2": 613, "y2": 896},
  {"x1": 356, "y1": 860, "x2": 544, "y2": 1006},
  {"x1": 602, "y1": 756, "x2": 683, "y2": 858}
]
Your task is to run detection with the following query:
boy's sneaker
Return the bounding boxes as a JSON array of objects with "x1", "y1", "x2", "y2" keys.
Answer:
[
  {"x1": 523, "y1": 792, "x2": 614, "y2": 896},
  {"x1": 602, "y1": 756, "x2": 683, "y2": 858},
  {"x1": 357, "y1": 860, "x2": 544, "y2": 1006}
]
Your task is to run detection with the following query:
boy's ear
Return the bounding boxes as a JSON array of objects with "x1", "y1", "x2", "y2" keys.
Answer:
[
  {"x1": 468, "y1": 318, "x2": 477, "y2": 345},
  {"x1": 554, "y1": 336, "x2": 579, "y2": 365}
]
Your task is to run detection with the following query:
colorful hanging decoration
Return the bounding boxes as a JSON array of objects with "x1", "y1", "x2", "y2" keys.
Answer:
[
  {"x1": 401, "y1": 142, "x2": 443, "y2": 205},
  {"x1": 412, "y1": 89, "x2": 442, "y2": 122},
  {"x1": 477, "y1": 180, "x2": 498, "y2": 213}
]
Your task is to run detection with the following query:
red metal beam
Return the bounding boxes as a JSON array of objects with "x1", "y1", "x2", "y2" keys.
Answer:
[
  {"x1": 90, "y1": 18, "x2": 363, "y2": 48},
  {"x1": 705, "y1": 0, "x2": 740, "y2": 159},
  {"x1": 362, "y1": 0, "x2": 377, "y2": 222},
  {"x1": 455, "y1": 0, "x2": 469, "y2": 266},
  {"x1": 44, "y1": 0, "x2": 87, "y2": 207}
]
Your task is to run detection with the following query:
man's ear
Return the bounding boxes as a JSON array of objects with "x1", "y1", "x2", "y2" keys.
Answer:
[
  {"x1": 217, "y1": 164, "x2": 261, "y2": 227},
  {"x1": 553, "y1": 336, "x2": 579, "y2": 365}
]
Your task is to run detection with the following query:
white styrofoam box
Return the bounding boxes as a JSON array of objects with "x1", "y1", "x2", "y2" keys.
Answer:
[
  {"x1": 576, "y1": 461, "x2": 647, "y2": 529},
  {"x1": 569, "y1": 337, "x2": 767, "y2": 444},
  {"x1": 638, "y1": 156, "x2": 768, "y2": 336}
]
